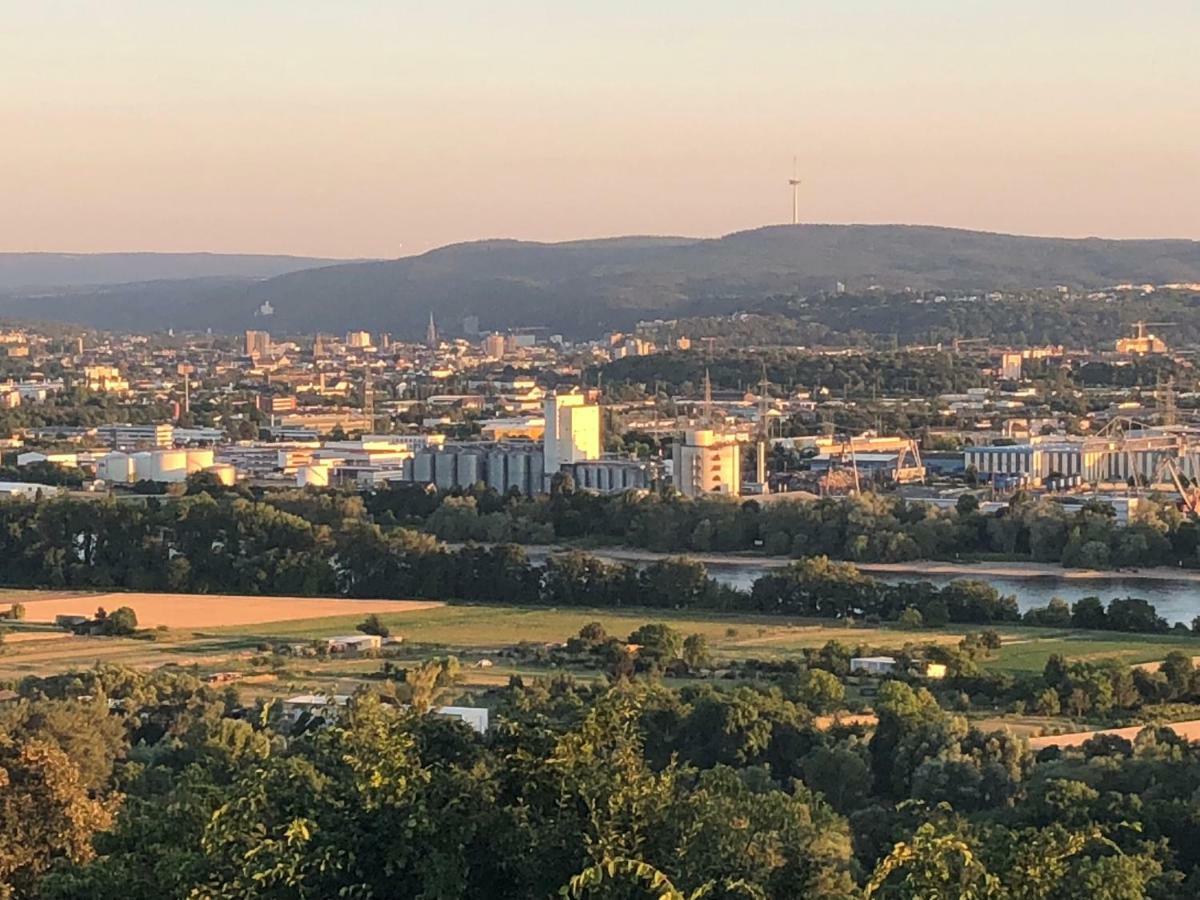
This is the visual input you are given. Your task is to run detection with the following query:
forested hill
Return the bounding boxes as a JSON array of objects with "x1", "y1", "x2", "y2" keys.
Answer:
[
  {"x1": 0, "y1": 252, "x2": 347, "y2": 291},
  {"x1": 2, "y1": 225, "x2": 1199, "y2": 337}
]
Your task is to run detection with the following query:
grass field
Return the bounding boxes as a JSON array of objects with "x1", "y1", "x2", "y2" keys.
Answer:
[{"x1": 4, "y1": 591, "x2": 1199, "y2": 699}]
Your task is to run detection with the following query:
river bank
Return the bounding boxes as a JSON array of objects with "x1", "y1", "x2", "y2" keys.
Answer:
[{"x1": 545, "y1": 546, "x2": 1200, "y2": 586}]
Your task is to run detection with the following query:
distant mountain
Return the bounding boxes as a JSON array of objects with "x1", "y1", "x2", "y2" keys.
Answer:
[
  {"x1": 0, "y1": 252, "x2": 348, "y2": 291},
  {"x1": 2, "y1": 226, "x2": 1198, "y2": 337}
]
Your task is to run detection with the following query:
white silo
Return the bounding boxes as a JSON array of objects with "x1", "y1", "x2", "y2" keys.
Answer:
[
  {"x1": 150, "y1": 449, "x2": 188, "y2": 482},
  {"x1": 97, "y1": 451, "x2": 134, "y2": 483},
  {"x1": 131, "y1": 452, "x2": 154, "y2": 482},
  {"x1": 185, "y1": 448, "x2": 215, "y2": 473}
]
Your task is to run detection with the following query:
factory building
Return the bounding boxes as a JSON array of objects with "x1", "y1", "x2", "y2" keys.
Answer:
[
  {"x1": 966, "y1": 432, "x2": 1188, "y2": 486},
  {"x1": 97, "y1": 423, "x2": 175, "y2": 450},
  {"x1": 407, "y1": 443, "x2": 545, "y2": 496},
  {"x1": 542, "y1": 392, "x2": 601, "y2": 482},
  {"x1": 567, "y1": 458, "x2": 659, "y2": 494},
  {"x1": 672, "y1": 429, "x2": 743, "y2": 498}
]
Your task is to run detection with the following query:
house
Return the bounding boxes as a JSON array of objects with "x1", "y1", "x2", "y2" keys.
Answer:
[
  {"x1": 435, "y1": 706, "x2": 490, "y2": 734},
  {"x1": 281, "y1": 693, "x2": 351, "y2": 723},
  {"x1": 850, "y1": 656, "x2": 898, "y2": 676},
  {"x1": 279, "y1": 694, "x2": 490, "y2": 734},
  {"x1": 323, "y1": 634, "x2": 382, "y2": 654},
  {"x1": 850, "y1": 656, "x2": 947, "y2": 679}
]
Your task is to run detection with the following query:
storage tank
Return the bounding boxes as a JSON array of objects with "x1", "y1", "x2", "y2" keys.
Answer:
[
  {"x1": 150, "y1": 449, "x2": 188, "y2": 482},
  {"x1": 204, "y1": 463, "x2": 237, "y2": 486},
  {"x1": 297, "y1": 463, "x2": 331, "y2": 487},
  {"x1": 457, "y1": 452, "x2": 482, "y2": 487},
  {"x1": 130, "y1": 451, "x2": 154, "y2": 482},
  {"x1": 413, "y1": 451, "x2": 435, "y2": 484},
  {"x1": 434, "y1": 452, "x2": 457, "y2": 490},
  {"x1": 185, "y1": 448, "x2": 215, "y2": 473},
  {"x1": 97, "y1": 452, "x2": 134, "y2": 483}
]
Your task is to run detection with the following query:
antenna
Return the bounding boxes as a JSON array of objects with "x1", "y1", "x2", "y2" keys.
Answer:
[
  {"x1": 757, "y1": 362, "x2": 770, "y2": 492},
  {"x1": 703, "y1": 368, "x2": 713, "y2": 425},
  {"x1": 788, "y1": 156, "x2": 802, "y2": 226},
  {"x1": 363, "y1": 366, "x2": 374, "y2": 424}
]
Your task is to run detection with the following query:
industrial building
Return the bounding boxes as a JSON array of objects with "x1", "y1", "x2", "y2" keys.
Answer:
[
  {"x1": 96, "y1": 448, "x2": 220, "y2": 484},
  {"x1": 566, "y1": 458, "x2": 660, "y2": 494},
  {"x1": 672, "y1": 429, "x2": 743, "y2": 498},
  {"x1": 965, "y1": 429, "x2": 1200, "y2": 487},
  {"x1": 96, "y1": 423, "x2": 175, "y2": 449},
  {"x1": 542, "y1": 392, "x2": 601, "y2": 484}
]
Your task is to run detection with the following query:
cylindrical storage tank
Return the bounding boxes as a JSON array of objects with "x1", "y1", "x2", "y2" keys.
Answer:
[
  {"x1": 457, "y1": 452, "x2": 481, "y2": 486},
  {"x1": 297, "y1": 463, "x2": 331, "y2": 487},
  {"x1": 185, "y1": 448, "x2": 215, "y2": 473},
  {"x1": 204, "y1": 463, "x2": 236, "y2": 486},
  {"x1": 151, "y1": 449, "x2": 188, "y2": 482},
  {"x1": 98, "y1": 452, "x2": 134, "y2": 483},
  {"x1": 131, "y1": 452, "x2": 154, "y2": 482}
]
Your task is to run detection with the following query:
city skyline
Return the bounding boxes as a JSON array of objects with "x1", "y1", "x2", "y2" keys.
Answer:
[{"x1": 3, "y1": 1, "x2": 1199, "y2": 258}]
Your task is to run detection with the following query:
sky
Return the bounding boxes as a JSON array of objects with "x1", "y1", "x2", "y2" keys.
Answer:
[{"x1": 2, "y1": 0, "x2": 1198, "y2": 258}]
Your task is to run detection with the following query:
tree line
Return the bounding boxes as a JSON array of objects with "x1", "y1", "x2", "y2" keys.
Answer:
[
  {"x1": 3, "y1": 661, "x2": 1197, "y2": 898},
  {"x1": 369, "y1": 481, "x2": 1200, "y2": 571},
  {"x1": 0, "y1": 493, "x2": 1191, "y2": 634}
]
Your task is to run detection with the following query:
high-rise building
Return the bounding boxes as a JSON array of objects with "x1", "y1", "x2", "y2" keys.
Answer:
[
  {"x1": 542, "y1": 392, "x2": 601, "y2": 479},
  {"x1": 244, "y1": 330, "x2": 271, "y2": 359},
  {"x1": 483, "y1": 333, "x2": 506, "y2": 359},
  {"x1": 426, "y1": 312, "x2": 438, "y2": 348},
  {"x1": 346, "y1": 331, "x2": 373, "y2": 349},
  {"x1": 672, "y1": 428, "x2": 743, "y2": 497},
  {"x1": 1000, "y1": 352, "x2": 1023, "y2": 381}
]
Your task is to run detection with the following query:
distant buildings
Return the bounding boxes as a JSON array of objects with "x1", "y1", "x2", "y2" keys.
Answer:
[
  {"x1": 244, "y1": 330, "x2": 272, "y2": 359},
  {"x1": 82, "y1": 365, "x2": 129, "y2": 393}
]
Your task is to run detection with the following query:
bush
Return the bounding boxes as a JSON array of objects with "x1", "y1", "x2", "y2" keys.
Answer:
[
  {"x1": 357, "y1": 614, "x2": 391, "y2": 639},
  {"x1": 103, "y1": 606, "x2": 138, "y2": 636}
]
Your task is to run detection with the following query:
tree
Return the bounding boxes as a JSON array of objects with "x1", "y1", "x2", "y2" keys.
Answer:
[
  {"x1": 102, "y1": 607, "x2": 138, "y2": 636},
  {"x1": 357, "y1": 614, "x2": 391, "y2": 639},
  {"x1": 866, "y1": 821, "x2": 995, "y2": 899},
  {"x1": 0, "y1": 735, "x2": 117, "y2": 895},
  {"x1": 681, "y1": 633, "x2": 711, "y2": 670},
  {"x1": 1070, "y1": 597, "x2": 1107, "y2": 630},
  {"x1": 899, "y1": 607, "x2": 925, "y2": 630},
  {"x1": 627, "y1": 623, "x2": 683, "y2": 665}
]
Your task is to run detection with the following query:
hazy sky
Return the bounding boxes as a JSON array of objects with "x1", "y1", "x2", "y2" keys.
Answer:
[{"x1": 3, "y1": 1, "x2": 1198, "y2": 257}]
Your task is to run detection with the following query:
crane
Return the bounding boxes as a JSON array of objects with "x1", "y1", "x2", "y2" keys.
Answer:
[
  {"x1": 1130, "y1": 321, "x2": 1177, "y2": 340},
  {"x1": 1153, "y1": 457, "x2": 1200, "y2": 518}
]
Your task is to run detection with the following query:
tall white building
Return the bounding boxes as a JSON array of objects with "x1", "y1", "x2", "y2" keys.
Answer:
[
  {"x1": 543, "y1": 392, "x2": 601, "y2": 479},
  {"x1": 672, "y1": 428, "x2": 742, "y2": 497}
]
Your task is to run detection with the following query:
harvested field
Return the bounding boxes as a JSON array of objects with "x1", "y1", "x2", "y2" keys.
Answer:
[
  {"x1": 18, "y1": 592, "x2": 442, "y2": 630},
  {"x1": 1029, "y1": 719, "x2": 1200, "y2": 749}
]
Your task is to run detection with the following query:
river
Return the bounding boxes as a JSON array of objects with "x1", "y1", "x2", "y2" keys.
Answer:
[{"x1": 522, "y1": 547, "x2": 1200, "y2": 625}]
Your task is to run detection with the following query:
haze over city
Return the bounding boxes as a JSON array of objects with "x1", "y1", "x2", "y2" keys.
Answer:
[{"x1": 4, "y1": 0, "x2": 1199, "y2": 257}]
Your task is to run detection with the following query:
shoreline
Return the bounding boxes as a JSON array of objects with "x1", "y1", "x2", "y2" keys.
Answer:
[{"x1": 534, "y1": 546, "x2": 1200, "y2": 586}]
